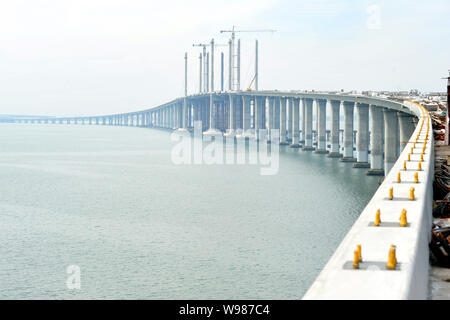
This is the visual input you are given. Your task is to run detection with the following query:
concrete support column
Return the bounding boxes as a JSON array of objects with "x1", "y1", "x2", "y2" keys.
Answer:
[
  {"x1": 383, "y1": 109, "x2": 399, "y2": 176},
  {"x1": 209, "y1": 95, "x2": 214, "y2": 129},
  {"x1": 178, "y1": 104, "x2": 182, "y2": 128},
  {"x1": 225, "y1": 94, "x2": 235, "y2": 136},
  {"x1": 353, "y1": 103, "x2": 370, "y2": 167},
  {"x1": 267, "y1": 97, "x2": 274, "y2": 142},
  {"x1": 280, "y1": 98, "x2": 288, "y2": 145},
  {"x1": 287, "y1": 99, "x2": 293, "y2": 141},
  {"x1": 181, "y1": 99, "x2": 187, "y2": 129},
  {"x1": 303, "y1": 98, "x2": 314, "y2": 151},
  {"x1": 290, "y1": 98, "x2": 300, "y2": 147},
  {"x1": 398, "y1": 112, "x2": 415, "y2": 152},
  {"x1": 171, "y1": 107, "x2": 175, "y2": 128},
  {"x1": 327, "y1": 100, "x2": 341, "y2": 158},
  {"x1": 274, "y1": 97, "x2": 280, "y2": 130},
  {"x1": 168, "y1": 108, "x2": 171, "y2": 128},
  {"x1": 173, "y1": 106, "x2": 177, "y2": 128},
  {"x1": 341, "y1": 101, "x2": 356, "y2": 162},
  {"x1": 366, "y1": 105, "x2": 384, "y2": 175},
  {"x1": 315, "y1": 99, "x2": 328, "y2": 154},
  {"x1": 204, "y1": 94, "x2": 221, "y2": 135},
  {"x1": 241, "y1": 96, "x2": 251, "y2": 137},
  {"x1": 254, "y1": 96, "x2": 264, "y2": 140},
  {"x1": 300, "y1": 99, "x2": 306, "y2": 144},
  {"x1": 236, "y1": 96, "x2": 243, "y2": 132}
]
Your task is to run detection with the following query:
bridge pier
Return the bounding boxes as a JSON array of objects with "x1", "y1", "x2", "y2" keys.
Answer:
[
  {"x1": 253, "y1": 96, "x2": 264, "y2": 140},
  {"x1": 203, "y1": 94, "x2": 221, "y2": 136},
  {"x1": 300, "y1": 98, "x2": 306, "y2": 145},
  {"x1": 286, "y1": 98, "x2": 293, "y2": 142},
  {"x1": 367, "y1": 105, "x2": 385, "y2": 175},
  {"x1": 224, "y1": 94, "x2": 235, "y2": 136},
  {"x1": 267, "y1": 97, "x2": 274, "y2": 142},
  {"x1": 303, "y1": 98, "x2": 314, "y2": 151},
  {"x1": 327, "y1": 100, "x2": 342, "y2": 158},
  {"x1": 340, "y1": 101, "x2": 356, "y2": 161},
  {"x1": 279, "y1": 98, "x2": 288, "y2": 145},
  {"x1": 383, "y1": 109, "x2": 399, "y2": 176},
  {"x1": 274, "y1": 97, "x2": 280, "y2": 133},
  {"x1": 237, "y1": 96, "x2": 251, "y2": 138},
  {"x1": 290, "y1": 97, "x2": 300, "y2": 147},
  {"x1": 315, "y1": 99, "x2": 328, "y2": 154},
  {"x1": 353, "y1": 103, "x2": 370, "y2": 167},
  {"x1": 173, "y1": 106, "x2": 177, "y2": 129}
]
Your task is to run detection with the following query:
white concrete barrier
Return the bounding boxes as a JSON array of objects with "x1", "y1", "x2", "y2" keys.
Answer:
[{"x1": 303, "y1": 101, "x2": 433, "y2": 299}]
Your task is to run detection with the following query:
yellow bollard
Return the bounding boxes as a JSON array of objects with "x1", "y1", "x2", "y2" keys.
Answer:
[
  {"x1": 420, "y1": 153, "x2": 424, "y2": 161},
  {"x1": 411, "y1": 147, "x2": 414, "y2": 154},
  {"x1": 403, "y1": 161, "x2": 407, "y2": 171},
  {"x1": 389, "y1": 187, "x2": 393, "y2": 200},
  {"x1": 418, "y1": 161, "x2": 422, "y2": 171},
  {"x1": 400, "y1": 209, "x2": 407, "y2": 227},
  {"x1": 374, "y1": 209, "x2": 381, "y2": 226},
  {"x1": 410, "y1": 187, "x2": 415, "y2": 200},
  {"x1": 397, "y1": 172, "x2": 401, "y2": 183},
  {"x1": 391, "y1": 245, "x2": 397, "y2": 264},
  {"x1": 386, "y1": 245, "x2": 397, "y2": 270},
  {"x1": 353, "y1": 250, "x2": 360, "y2": 269},
  {"x1": 414, "y1": 172, "x2": 419, "y2": 183},
  {"x1": 407, "y1": 153, "x2": 411, "y2": 161},
  {"x1": 357, "y1": 244, "x2": 362, "y2": 262}
]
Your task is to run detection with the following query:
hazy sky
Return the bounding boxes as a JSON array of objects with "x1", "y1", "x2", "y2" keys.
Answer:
[{"x1": 1, "y1": 0, "x2": 449, "y2": 116}]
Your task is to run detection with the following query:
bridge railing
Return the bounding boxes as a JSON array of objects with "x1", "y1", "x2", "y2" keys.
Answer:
[{"x1": 303, "y1": 100, "x2": 433, "y2": 299}]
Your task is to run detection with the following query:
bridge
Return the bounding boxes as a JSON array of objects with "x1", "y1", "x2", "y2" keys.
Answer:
[{"x1": 9, "y1": 90, "x2": 433, "y2": 299}]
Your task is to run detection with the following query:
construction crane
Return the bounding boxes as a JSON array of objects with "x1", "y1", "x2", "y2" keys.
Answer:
[
  {"x1": 247, "y1": 74, "x2": 257, "y2": 91},
  {"x1": 220, "y1": 26, "x2": 276, "y2": 91},
  {"x1": 193, "y1": 41, "x2": 228, "y2": 93}
]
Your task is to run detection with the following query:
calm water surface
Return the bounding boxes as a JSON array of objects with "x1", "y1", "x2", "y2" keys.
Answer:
[{"x1": 0, "y1": 124, "x2": 380, "y2": 299}]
